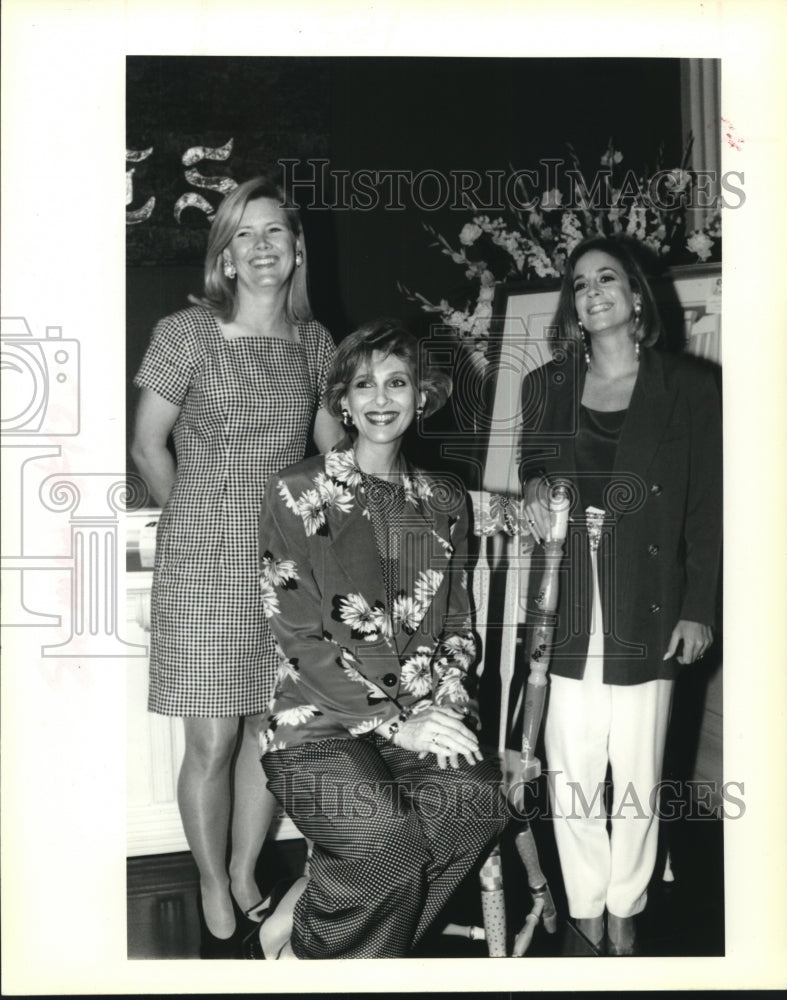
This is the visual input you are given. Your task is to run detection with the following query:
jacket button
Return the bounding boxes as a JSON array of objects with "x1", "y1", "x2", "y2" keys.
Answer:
[
  {"x1": 648, "y1": 544, "x2": 660, "y2": 556},
  {"x1": 650, "y1": 483, "x2": 663, "y2": 496},
  {"x1": 649, "y1": 603, "x2": 661, "y2": 613},
  {"x1": 382, "y1": 673, "x2": 397, "y2": 687}
]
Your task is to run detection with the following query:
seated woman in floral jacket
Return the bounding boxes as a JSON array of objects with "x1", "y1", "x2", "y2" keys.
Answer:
[{"x1": 249, "y1": 318, "x2": 506, "y2": 960}]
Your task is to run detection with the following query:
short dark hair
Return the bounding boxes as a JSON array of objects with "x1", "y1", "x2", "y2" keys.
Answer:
[
  {"x1": 324, "y1": 318, "x2": 452, "y2": 419},
  {"x1": 555, "y1": 235, "x2": 661, "y2": 348}
]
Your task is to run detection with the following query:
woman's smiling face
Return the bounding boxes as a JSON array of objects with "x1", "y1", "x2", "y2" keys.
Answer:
[
  {"x1": 223, "y1": 196, "x2": 297, "y2": 292},
  {"x1": 572, "y1": 249, "x2": 640, "y2": 336},
  {"x1": 342, "y1": 351, "x2": 425, "y2": 449}
]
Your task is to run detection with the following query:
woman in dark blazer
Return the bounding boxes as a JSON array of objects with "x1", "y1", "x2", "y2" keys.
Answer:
[
  {"x1": 521, "y1": 237, "x2": 722, "y2": 955},
  {"x1": 250, "y1": 319, "x2": 505, "y2": 959}
]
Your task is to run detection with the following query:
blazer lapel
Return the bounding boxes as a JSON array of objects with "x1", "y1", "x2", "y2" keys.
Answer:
[
  {"x1": 326, "y1": 485, "x2": 387, "y2": 613},
  {"x1": 613, "y1": 348, "x2": 674, "y2": 496}
]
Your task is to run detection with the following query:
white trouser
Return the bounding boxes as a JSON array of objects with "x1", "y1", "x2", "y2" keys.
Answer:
[{"x1": 544, "y1": 544, "x2": 673, "y2": 919}]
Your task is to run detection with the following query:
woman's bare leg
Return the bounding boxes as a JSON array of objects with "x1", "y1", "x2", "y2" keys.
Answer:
[
  {"x1": 259, "y1": 876, "x2": 308, "y2": 958},
  {"x1": 178, "y1": 716, "x2": 241, "y2": 938},
  {"x1": 228, "y1": 713, "x2": 279, "y2": 912}
]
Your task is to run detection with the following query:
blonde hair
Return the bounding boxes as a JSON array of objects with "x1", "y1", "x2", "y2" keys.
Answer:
[{"x1": 189, "y1": 175, "x2": 312, "y2": 323}]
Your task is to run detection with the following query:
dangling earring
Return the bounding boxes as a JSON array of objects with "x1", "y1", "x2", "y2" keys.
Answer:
[
  {"x1": 416, "y1": 405, "x2": 424, "y2": 419},
  {"x1": 578, "y1": 321, "x2": 591, "y2": 371},
  {"x1": 295, "y1": 249, "x2": 303, "y2": 268},
  {"x1": 635, "y1": 339, "x2": 641, "y2": 361},
  {"x1": 341, "y1": 408, "x2": 353, "y2": 427},
  {"x1": 223, "y1": 254, "x2": 236, "y2": 279}
]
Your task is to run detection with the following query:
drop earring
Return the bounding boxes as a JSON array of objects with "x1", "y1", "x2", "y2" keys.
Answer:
[
  {"x1": 223, "y1": 255, "x2": 236, "y2": 279},
  {"x1": 341, "y1": 409, "x2": 353, "y2": 427},
  {"x1": 578, "y1": 321, "x2": 591, "y2": 371},
  {"x1": 635, "y1": 340, "x2": 641, "y2": 361},
  {"x1": 295, "y1": 249, "x2": 303, "y2": 268},
  {"x1": 416, "y1": 405, "x2": 424, "y2": 419}
]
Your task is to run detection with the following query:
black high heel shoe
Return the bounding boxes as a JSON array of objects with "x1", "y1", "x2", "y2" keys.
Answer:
[
  {"x1": 242, "y1": 877, "x2": 299, "y2": 960},
  {"x1": 196, "y1": 892, "x2": 237, "y2": 960},
  {"x1": 231, "y1": 895, "x2": 269, "y2": 942}
]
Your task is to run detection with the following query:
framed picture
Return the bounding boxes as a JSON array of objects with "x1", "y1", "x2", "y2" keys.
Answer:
[{"x1": 482, "y1": 262, "x2": 722, "y2": 495}]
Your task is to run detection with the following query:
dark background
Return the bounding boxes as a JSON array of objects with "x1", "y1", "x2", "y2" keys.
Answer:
[{"x1": 126, "y1": 56, "x2": 686, "y2": 479}]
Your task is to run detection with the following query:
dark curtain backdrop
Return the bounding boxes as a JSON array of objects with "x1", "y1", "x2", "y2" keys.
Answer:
[{"x1": 126, "y1": 56, "x2": 684, "y2": 482}]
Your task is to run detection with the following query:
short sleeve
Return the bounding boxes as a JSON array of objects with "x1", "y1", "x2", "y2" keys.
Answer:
[
  {"x1": 305, "y1": 321, "x2": 336, "y2": 409},
  {"x1": 133, "y1": 311, "x2": 199, "y2": 407}
]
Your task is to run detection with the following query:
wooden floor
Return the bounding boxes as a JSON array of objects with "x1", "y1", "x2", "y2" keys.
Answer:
[{"x1": 127, "y1": 810, "x2": 724, "y2": 960}]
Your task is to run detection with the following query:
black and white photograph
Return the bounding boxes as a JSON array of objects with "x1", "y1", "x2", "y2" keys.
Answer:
[{"x1": 2, "y1": 1, "x2": 786, "y2": 995}]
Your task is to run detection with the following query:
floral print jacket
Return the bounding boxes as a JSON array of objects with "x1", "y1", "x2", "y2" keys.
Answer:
[{"x1": 257, "y1": 445, "x2": 477, "y2": 753}]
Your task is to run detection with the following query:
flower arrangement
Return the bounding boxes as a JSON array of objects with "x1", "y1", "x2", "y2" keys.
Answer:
[{"x1": 400, "y1": 140, "x2": 721, "y2": 370}]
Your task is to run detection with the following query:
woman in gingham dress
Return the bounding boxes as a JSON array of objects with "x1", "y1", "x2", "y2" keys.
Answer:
[
  {"x1": 248, "y1": 320, "x2": 506, "y2": 959},
  {"x1": 132, "y1": 176, "x2": 342, "y2": 956}
]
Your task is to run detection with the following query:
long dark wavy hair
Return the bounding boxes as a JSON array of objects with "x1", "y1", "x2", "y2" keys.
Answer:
[{"x1": 555, "y1": 235, "x2": 662, "y2": 349}]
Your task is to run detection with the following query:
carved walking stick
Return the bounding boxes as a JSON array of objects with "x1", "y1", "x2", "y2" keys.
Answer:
[
  {"x1": 474, "y1": 485, "x2": 569, "y2": 955},
  {"x1": 509, "y1": 480, "x2": 569, "y2": 955}
]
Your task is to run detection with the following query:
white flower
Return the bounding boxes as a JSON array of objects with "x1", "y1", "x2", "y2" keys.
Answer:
[
  {"x1": 296, "y1": 488, "x2": 326, "y2": 536},
  {"x1": 686, "y1": 231, "x2": 713, "y2": 262},
  {"x1": 540, "y1": 188, "x2": 564, "y2": 212},
  {"x1": 349, "y1": 717, "x2": 384, "y2": 736},
  {"x1": 447, "y1": 308, "x2": 473, "y2": 333},
  {"x1": 324, "y1": 449, "x2": 362, "y2": 488},
  {"x1": 430, "y1": 527, "x2": 454, "y2": 555},
  {"x1": 401, "y1": 647, "x2": 433, "y2": 697},
  {"x1": 442, "y1": 633, "x2": 476, "y2": 668},
  {"x1": 392, "y1": 595, "x2": 424, "y2": 633},
  {"x1": 260, "y1": 552, "x2": 299, "y2": 588},
  {"x1": 663, "y1": 168, "x2": 691, "y2": 193},
  {"x1": 413, "y1": 569, "x2": 443, "y2": 606},
  {"x1": 276, "y1": 658, "x2": 299, "y2": 684},
  {"x1": 459, "y1": 222, "x2": 483, "y2": 246},
  {"x1": 259, "y1": 578, "x2": 280, "y2": 618},
  {"x1": 403, "y1": 474, "x2": 433, "y2": 507},
  {"x1": 274, "y1": 641, "x2": 299, "y2": 683},
  {"x1": 314, "y1": 472, "x2": 354, "y2": 514},
  {"x1": 339, "y1": 593, "x2": 388, "y2": 637},
  {"x1": 435, "y1": 666, "x2": 469, "y2": 705},
  {"x1": 258, "y1": 727, "x2": 276, "y2": 755},
  {"x1": 277, "y1": 479, "x2": 299, "y2": 514},
  {"x1": 273, "y1": 704, "x2": 321, "y2": 726},
  {"x1": 370, "y1": 606, "x2": 393, "y2": 640}
]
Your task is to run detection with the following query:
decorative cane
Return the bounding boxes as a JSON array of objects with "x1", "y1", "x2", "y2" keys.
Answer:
[
  {"x1": 520, "y1": 480, "x2": 570, "y2": 782},
  {"x1": 508, "y1": 481, "x2": 569, "y2": 954},
  {"x1": 469, "y1": 486, "x2": 569, "y2": 956}
]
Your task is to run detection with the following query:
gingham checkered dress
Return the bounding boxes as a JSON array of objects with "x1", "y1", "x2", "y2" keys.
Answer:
[{"x1": 133, "y1": 306, "x2": 335, "y2": 716}]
